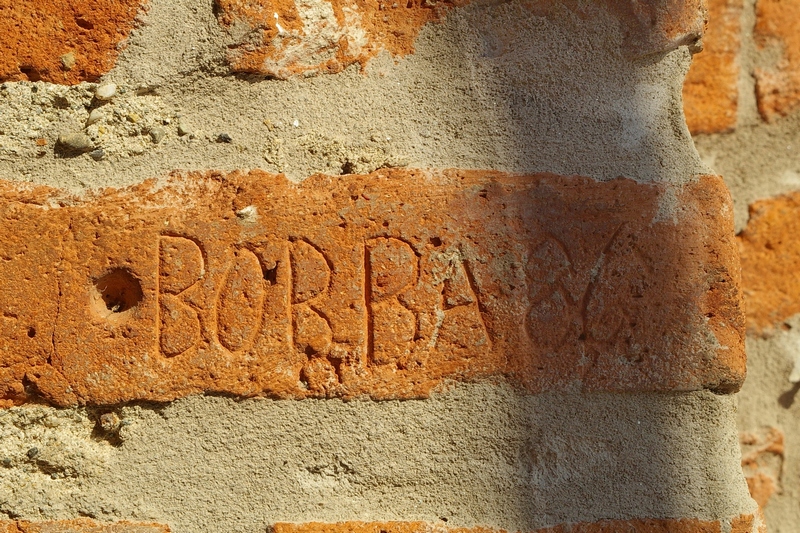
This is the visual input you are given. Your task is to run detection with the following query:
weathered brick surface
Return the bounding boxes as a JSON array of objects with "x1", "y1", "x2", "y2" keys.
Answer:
[
  {"x1": 737, "y1": 191, "x2": 800, "y2": 334},
  {"x1": 601, "y1": 0, "x2": 706, "y2": 58},
  {"x1": 0, "y1": 170, "x2": 744, "y2": 407},
  {"x1": 215, "y1": 0, "x2": 464, "y2": 78},
  {"x1": 0, "y1": 0, "x2": 146, "y2": 84},
  {"x1": 216, "y1": 0, "x2": 706, "y2": 78},
  {"x1": 273, "y1": 518, "x2": 758, "y2": 533},
  {"x1": 741, "y1": 426, "x2": 785, "y2": 509},
  {"x1": 0, "y1": 520, "x2": 765, "y2": 533},
  {"x1": 754, "y1": 0, "x2": 800, "y2": 121},
  {"x1": 683, "y1": 0, "x2": 743, "y2": 134},
  {"x1": 0, "y1": 520, "x2": 169, "y2": 533}
]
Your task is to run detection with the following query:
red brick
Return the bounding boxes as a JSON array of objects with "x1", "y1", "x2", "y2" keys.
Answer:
[
  {"x1": 737, "y1": 191, "x2": 800, "y2": 334},
  {"x1": 0, "y1": 170, "x2": 744, "y2": 407},
  {"x1": 0, "y1": 520, "x2": 169, "y2": 533},
  {"x1": 215, "y1": 0, "x2": 465, "y2": 78},
  {"x1": 683, "y1": 0, "x2": 743, "y2": 134},
  {"x1": 754, "y1": 0, "x2": 800, "y2": 120},
  {"x1": 0, "y1": 0, "x2": 147, "y2": 84},
  {"x1": 601, "y1": 0, "x2": 707, "y2": 58},
  {"x1": 216, "y1": 0, "x2": 706, "y2": 78},
  {"x1": 273, "y1": 517, "x2": 758, "y2": 533},
  {"x1": 740, "y1": 427, "x2": 784, "y2": 510}
]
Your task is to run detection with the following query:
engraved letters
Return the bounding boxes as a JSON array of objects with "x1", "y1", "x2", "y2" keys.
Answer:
[
  {"x1": 217, "y1": 249, "x2": 266, "y2": 352},
  {"x1": 367, "y1": 238, "x2": 418, "y2": 365},
  {"x1": 156, "y1": 234, "x2": 491, "y2": 365},
  {"x1": 290, "y1": 240, "x2": 333, "y2": 357},
  {"x1": 158, "y1": 236, "x2": 204, "y2": 357}
]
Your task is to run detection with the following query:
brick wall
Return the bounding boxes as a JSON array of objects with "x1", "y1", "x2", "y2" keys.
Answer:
[
  {"x1": 0, "y1": 0, "x2": 772, "y2": 532},
  {"x1": 683, "y1": 0, "x2": 800, "y2": 532}
]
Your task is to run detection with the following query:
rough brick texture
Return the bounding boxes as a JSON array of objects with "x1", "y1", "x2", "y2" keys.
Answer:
[
  {"x1": 602, "y1": 0, "x2": 706, "y2": 57},
  {"x1": 0, "y1": 170, "x2": 744, "y2": 407},
  {"x1": 754, "y1": 0, "x2": 800, "y2": 121},
  {"x1": 737, "y1": 191, "x2": 800, "y2": 334},
  {"x1": 215, "y1": 0, "x2": 464, "y2": 78},
  {"x1": 216, "y1": 0, "x2": 706, "y2": 78},
  {"x1": 741, "y1": 426, "x2": 785, "y2": 510},
  {"x1": 683, "y1": 0, "x2": 743, "y2": 134},
  {"x1": 0, "y1": 519, "x2": 767, "y2": 533},
  {"x1": 272, "y1": 518, "x2": 762, "y2": 533},
  {"x1": 0, "y1": 0, "x2": 146, "y2": 84},
  {"x1": 0, "y1": 520, "x2": 169, "y2": 533}
]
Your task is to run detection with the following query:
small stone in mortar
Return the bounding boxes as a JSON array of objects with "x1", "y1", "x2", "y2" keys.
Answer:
[
  {"x1": 86, "y1": 108, "x2": 103, "y2": 126},
  {"x1": 57, "y1": 132, "x2": 94, "y2": 153},
  {"x1": 149, "y1": 127, "x2": 166, "y2": 144},
  {"x1": 95, "y1": 82, "x2": 117, "y2": 101}
]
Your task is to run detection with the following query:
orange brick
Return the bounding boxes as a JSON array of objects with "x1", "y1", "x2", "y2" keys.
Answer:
[
  {"x1": 0, "y1": 0, "x2": 147, "y2": 84},
  {"x1": 215, "y1": 0, "x2": 466, "y2": 78},
  {"x1": 216, "y1": 0, "x2": 705, "y2": 78},
  {"x1": 0, "y1": 520, "x2": 169, "y2": 533},
  {"x1": 273, "y1": 524, "x2": 497, "y2": 533},
  {"x1": 533, "y1": 0, "x2": 708, "y2": 59},
  {"x1": 741, "y1": 427, "x2": 784, "y2": 509},
  {"x1": 728, "y1": 515, "x2": 756, "y2": 533},
  {"x1": 754, "y1": 0, "x2": 800, "y2": 120},
  {"x1": 737, "y1": 191, "x2": 800, "y2": 334},
  {"x1": 601, "y1": 0, "x2": 707, "y2": 58},
  {"x1": 683, "y1": 0, "x2": 743, "y2": 134},
  {"x1": 0, "y1": 170, "x2": 744, "y2": 407},
  {"x1": 273, "y1": 518, "x2": 757, "y2": 533}
]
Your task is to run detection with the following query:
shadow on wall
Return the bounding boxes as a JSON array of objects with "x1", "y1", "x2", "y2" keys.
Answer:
[{"x1": 418, "y1": 0, "x2": 752, "y2": 528}]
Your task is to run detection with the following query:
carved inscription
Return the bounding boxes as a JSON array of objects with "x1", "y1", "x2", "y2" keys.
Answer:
[
  {"x1": 0, "y1": 170, "x2": 745, "y2": 406},
  {"x1": 291, "y1": 240, "x2": 333, "y2": 357},
  {"x1": 217, "y1": 249, "x2": 266, "y2": 352},
  {"x1": 158, "y1": 236, "x2": 204, "y2": 357},
  {"x1": 523, "y1": 226, "x2": 654, "y2": 361},
  {"x1": 367, "y1": 238, "x2": 418, "y2": 366},
  {"x1": 155, "y1": 234, "x2": 488, "y2": 366},
  {"x1": 428, "y1": 250, "x2": 489, "y2": 356}
]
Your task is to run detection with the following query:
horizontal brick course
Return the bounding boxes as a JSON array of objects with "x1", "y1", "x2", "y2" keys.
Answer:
[
  {"x1": 0, "y1": 519, "x2": 764, "y2": 533},
  {"x1": 217, "y1": 0, "x2": 706, "y2": 78},
  {"x1": 0, "y1": 520, "x2": 169, "y2": 533},
  {"x1": 754, "y1": 0, "x2": 800, "y2": 120},
  {"x1": 273, "y1": 517, "x2": 760, "y2": 533},
  {"x1": 683, "y1": 0, "x2": 743, "y2": 134},
  {"x1": 0, "y1": 170, "x2": 744, "y2": 407},
  {"x1": 0, "y1": 0, "x2": 707, "y2": 83},
  {"x1": 0, "y1": 0, "x2": 146, "y2": 84},
  {"x1": 215, "y1": 0, "x2": 464, "y2": 79}
]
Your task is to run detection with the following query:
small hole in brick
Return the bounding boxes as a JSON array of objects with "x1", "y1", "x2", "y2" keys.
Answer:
[
  {"x1": 91, "y1": 269, "x2": 143, "y2": 320},
  {"x1": 263, "y1": 264, "x2": 278, "y2": 285},
  {"x1": 19, "y1": 67, "x2": 42, "y2": 82},
  {"x1": 27, "y1": 327, "x2": 36, "y2": 338},
  {"x1": 75, "y1": 17, "x2": 94, "y2": 30},
  {"x1": 429, "y1": 236, "x2": 442, "y2": 247}
]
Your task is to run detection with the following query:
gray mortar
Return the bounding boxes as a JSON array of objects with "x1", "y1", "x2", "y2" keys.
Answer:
[
  {"x1": 0, "y1": 383, "x2": 754, "y2": 533},
  {"x1": 737, "y1": 326, "x2": 800, "y2": 533},
  {"x1": 0, "y1": 0, "x2": 706, "y2": 191}
]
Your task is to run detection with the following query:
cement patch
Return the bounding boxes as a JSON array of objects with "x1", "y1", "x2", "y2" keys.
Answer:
[
  {"x1": 0, "y1": 383, "x2": 754, "y2": 533},
  {"x1": 0, "y1": 0, "x2": 706, "y2": 190}
]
